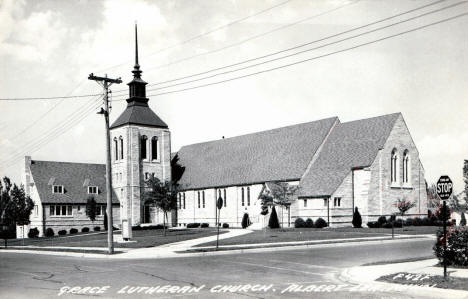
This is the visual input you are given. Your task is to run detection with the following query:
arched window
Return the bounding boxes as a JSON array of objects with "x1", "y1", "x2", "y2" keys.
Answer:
[
  {"x1": 391, "y1": 149, "x2": 399, "y2": 183},
  {"x1": 151, "y1": 137, "x2": 158, "y2": 160},
  {"x1": 403, "y1": 150, "x2": 410, "y2": 184},
  {"x1": 113, "y1": 138, "x2": 118, "y2": 160},
  {"x1": 141, "y1": 135, "x2": 148, "y2": 160},
  {"x1": 119, "y1": 136, "x2": 124, "y2": 160}
]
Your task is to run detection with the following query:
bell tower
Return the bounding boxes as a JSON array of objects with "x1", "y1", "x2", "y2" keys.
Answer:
[{"x1": 110, "y1": 24, "x2": 171, "y2": 238}]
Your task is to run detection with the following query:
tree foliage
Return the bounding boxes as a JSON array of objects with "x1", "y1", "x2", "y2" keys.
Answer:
[
  {"x1": 394, "y1": 198, "x2": 416, "y2": 216},
  {"x1": 86, "y1": 196, "x2": 97, "y2": 222},
  {"x1": 259, "y1": 182, "x2": 299, "y2": 227},
  {"x1": 0, "y1": 177, "x2": 34, "y2": 226},
  {"x1": 460, "y1": 212, "x2": 466, "y2": 227},
  {"x1": 268, "y1": 206, "x2": 280, "y2": 229},
  {"x1": 464, "y1": 160, "x2": 468, "y2": 206},
  {"x1": 143, "y1": 175, "x2": 177, "y2": 236}
]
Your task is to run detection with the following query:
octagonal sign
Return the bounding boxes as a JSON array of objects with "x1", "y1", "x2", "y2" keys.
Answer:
[{"x1": 436, "y1": 175, "x2": 453, "y2": 200}]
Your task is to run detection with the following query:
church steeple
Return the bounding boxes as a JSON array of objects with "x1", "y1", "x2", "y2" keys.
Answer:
[{"x1": 127, "y1": 23, "x2": 148, "y2": 105}]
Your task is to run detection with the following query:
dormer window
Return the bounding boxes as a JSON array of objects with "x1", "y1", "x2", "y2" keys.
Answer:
[
  {"x1": 52, "y1": 185, "x2": 64, "y2": 194},
  {"x1": 88, "y1": 186, "x2": 98, "y2": 194}
]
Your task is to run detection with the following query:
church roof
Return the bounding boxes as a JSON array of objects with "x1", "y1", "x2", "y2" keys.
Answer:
[
  {"x1": 175, "y1": 117, "x2": 338, "y2": 190},
  {"x1": 29, "y1": 160, "x2": 118, "y2": 204},
  {"x1": 298, "y1": 113, "x2": 400, "y2": 197},
  {"x1": 110, "y1": 102, "x2": 168, "y2": 129}
]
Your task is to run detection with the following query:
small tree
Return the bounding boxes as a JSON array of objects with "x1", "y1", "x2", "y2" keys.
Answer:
[
  {"x1": 464, "y1": 160, "x2": 468, "y2": 207},
  {"x1": 241, "y1": 213, "x2": 250, "y2": 229},
  {"x1": 352, "y1": 207, "x2": 362, "y2": 228},
  {"x1": 268, "y1": 206, "x2": 280, "y2": 229},
  {"x1": 86, "y1": 196, "x2": 97, "y2": 222},
  {"x1": 143, "y1": 175, "x2": 177, "y2": 236},
  {"x1": 259, "y1": 182, "x2": 299, "y2": 228},
  {"x1": 435, "y1": 201, "x2": 451, "y2": 222},
  {"x1": 460, "y1": 212, "x2": 466, "y2": 226},
  {"x1": 394, "y1": 198, "x2": 416, "y2": 217}
]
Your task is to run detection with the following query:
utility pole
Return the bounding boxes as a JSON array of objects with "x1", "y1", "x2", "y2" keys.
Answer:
[{"x1": 88, "y1": 73, "x2": 122, "y2": 254}]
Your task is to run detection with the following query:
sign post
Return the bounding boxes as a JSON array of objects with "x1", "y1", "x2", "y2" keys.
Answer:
[
  {"x1": 436, "y1": 175, "x2": 453, "y2": 279},
  {"x1": 216, "y1": 196, "x2": 223, "y2": 250}
]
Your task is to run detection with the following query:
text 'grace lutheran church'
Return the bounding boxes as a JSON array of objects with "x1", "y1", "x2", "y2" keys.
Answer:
[{"x1": 19, "y1": 26, "x2": 428, "y2": 238}]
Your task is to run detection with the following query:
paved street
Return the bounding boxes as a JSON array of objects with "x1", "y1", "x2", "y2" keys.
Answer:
[{"x1": 0, "y1": 238, "x2": 437, "y2": 299}]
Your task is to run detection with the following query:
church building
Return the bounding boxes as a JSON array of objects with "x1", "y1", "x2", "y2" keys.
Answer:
[{"x1": 19, "y1": 27, "x2": 428, "y2": 237}]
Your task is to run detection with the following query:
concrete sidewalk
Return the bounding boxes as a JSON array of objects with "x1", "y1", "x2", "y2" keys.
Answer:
[{"x1": 340, "y1": 258, "x2": 468, "y2": 299}]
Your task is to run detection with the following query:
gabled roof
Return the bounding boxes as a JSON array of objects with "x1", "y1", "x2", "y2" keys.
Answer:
[
  {"x1": 110, "y1": 102, "x2": 168, "y2": 129},
  {"x1": 29, "y1": 160, "x2": 118, "y2": 204},
  {"x1": 176, "y1": 117, "x2": 338, "y2": 190},
  {"x1": 298, "y1": 113, "x2": 401, "y2": 197}
]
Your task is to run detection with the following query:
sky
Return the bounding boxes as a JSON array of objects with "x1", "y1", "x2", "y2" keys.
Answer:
[{"x1": 0, "y1": 0, "x2": 467, "y2": 193}]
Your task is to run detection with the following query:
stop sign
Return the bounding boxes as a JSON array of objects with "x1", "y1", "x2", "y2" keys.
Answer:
[{"x1": 436, "y1": 175, "x2": 453, "y2": 200}]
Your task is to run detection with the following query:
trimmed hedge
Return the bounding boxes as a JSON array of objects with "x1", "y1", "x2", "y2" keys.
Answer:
[
  {"x1": 81, "y1": 227, "x2": 90, "y2": 233},
  {"x1": 222, "y1": 223, "x2": 229, "y2": 228},
  {"x1": 94, "y1": 226, "x2": 101, "y2": 231},
  {"x1": 367, "y1": 221, "x2": 381, "y2": 228},
  {"x1": 315, "y1": 218, "x2": 327, "y2": 228},
  {"x1": 58, "y1": 230, "x2": 67, "y2": 236},
  {"x1": 294, "y1": 218, "x2": 306, "y2": 228},
  {"x1": 45, "y1": 228, "x2": 54, "y2": 237},
  {"x1": 28, "y1": 227, "x2": 39, "y2": 238},
  {"x1": 70, "y1": 228, "x2": 78, "y2": 234},
  {"x1": 187, "y1": 223, "x2": 201, "y2": 228},
  {"x1": 377, "y1": 216, "x2": 387, "y2": 225},
  {"x1": 201, "y1": 223, "x2": 209, "y2": 228},
  {"x1": 305, "y1": 218, "x2": 314, "y2": 228}
]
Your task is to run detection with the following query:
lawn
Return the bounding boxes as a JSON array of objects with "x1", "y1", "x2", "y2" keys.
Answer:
[
  {"x1": 3, "y1": 228, "x2": 221, "y2": 249},
  {"x1": 194, "y1": 226, "x2": 440, "y2": 247}
]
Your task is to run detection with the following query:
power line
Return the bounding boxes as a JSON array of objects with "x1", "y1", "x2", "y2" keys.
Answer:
[
  {"x1": 135, "y1": 0, "x2": 464, "y2": 94},
  {"x1": 122, "y1": 0, "x2": 447, "y2": 90},
  {"x1": 0, "y1": 96, "x2": 103, "y2": 168},
  {"x1": 95, "y1": 0, "x2": 294, "y2": 73},
  {"x1": 142, "y1": 0, "x2": 360, "y2": 73},
  {"x1": 113, "y1": 12, "x2": 467, "y2": 99},
  {"x1": 0, "y1": 92, "x2": 102, "y2": 101}
]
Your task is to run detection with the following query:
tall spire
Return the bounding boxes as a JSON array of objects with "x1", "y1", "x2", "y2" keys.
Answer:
[{"x1": 132, "y1": 22, "x2": 142, "y2": 79}]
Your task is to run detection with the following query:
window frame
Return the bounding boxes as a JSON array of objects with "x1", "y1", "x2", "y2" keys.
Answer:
[
  {"x1": 52, "y1": 185, "x2": 64, "y2": 194},
  {"x1": 119, "y1": 136, "x2": 124, "y2": 160},
  {"x1": 141, "y1": 135, "x2": 148, "y2": 160},
  {"x1": 88, "y1": 186, "x2": 98, "y2": 194},
  {"x1": 151, "y1": 137, "x2": 158, "y2": 161},
  {"x1": 49, "y1": 205, "x2": 73, "y2": 217}
]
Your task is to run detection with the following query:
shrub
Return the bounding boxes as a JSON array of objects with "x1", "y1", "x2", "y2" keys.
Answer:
[
  {"x1": 393, "y1": 219, "x2": 403, "y2": 228},
  {"x1": 187, "y1": 223, "x2": 200, "y2": 228},
  {"x1": 58, "y1": 230, "x2": 67, "y2": 236},
  {"x1": 315, "y1": 218, "x2": 327, "y2": 228},
  {"x1": 268, "y1": 206, "x2": 280, "y2": 229},
  {"x1": 81, "y1": 227, "x2": 90, "y2": 233},
  {"x1": 405, "y1": 218, "x2": 414, "y2": 226},
  {"x1": 428, "y1": 209, "x2": 433, "y2": 218},
  {"x1": 421, "y1": 217, "x2": 431, "y2": 226},
  {"x1": 413, "y1": 217, "x2": 423, "y2": 226},
  {"x1": 69, "y1": 228, "x2": 78, "y2": 234},
  {"x1": 28, "y1": 227, "x2": 39, "y2": 238},
  {"x1": 430, "y1": 215, "x2": 438, "y2": 225},
  {"x1": 294, "y1": 218, "x2": 305, "y2": 228},
  {"x1": 435, "y1": 204, "x2": 451, "y2": 222},
  {"x1": 45, "y1": 228, "x2": 54, "y2": 237},
  {"x1": 352, "y1": 207, "x2": 362, "y2": 228},
  {"x1": 241, "y1": 213, "x2": 251, "y2": 229},
  {"x1": 94, "y1": 226, "x2": 101, "y2": 231},
  {"x1": 433, "y1": 228, "x2": 468, "y2": 266},
  {"x1": 460, "y1": 212, "x2": 466, "y2": 226},
  {"x1": 367, "y1": 221, "x2": 381, "y2": 228},
  {"x1": 377, "y1": 216, "x2": 387, "y2": 225},
  {"x1": 201, "y1": 223, "x2": 209, "y2": 228},
  {"x1": 305, "y1": 218, "x2": 314, "y2": 228},
  {"x1": 222, "y1": 223, "x2": 229, "y2": 228},
  {"x1": 382, "y1": 222, "x2": 393, "y2": 229}
]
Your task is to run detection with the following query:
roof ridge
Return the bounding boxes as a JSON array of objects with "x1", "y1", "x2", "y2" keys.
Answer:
[
  {"x1": 340, "y1": 112, "x2": 401, "y2": 125},
  {"x1": 178, "y1": 116, "x2": 338, "y2": 150},
  {"x1": 32, "y1": 160, "x2": 105, "y2": 166}
]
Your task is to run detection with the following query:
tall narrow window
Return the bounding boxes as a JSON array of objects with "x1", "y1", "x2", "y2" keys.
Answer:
[
  {"x1": 151, "y1": 137, "x2": 158, "y2": 160},
  {"x1": 202, "y1": 192, "x2": 205, "y2": 208},
  {"x1": 247, "y1": 187, "x2": 250, "y2": 206},
  {"x1": 183, "y1": 193, "x2": 186, "y2": 209},
  {"x1": 391, "y1": 149, "x2": 398, "y2": 183},
  {"x1": 197, "y1": 191, "x2": 200, "y2": 208},
  {"x1": 403, "y1": 150, "x2": 410, "y2": 184},
  {"x1": 241, "y1": 188, "x2": 245, "y2": 206},
  {"x1": 119, "y1": 136, "x2": 124, "y2": 160},
  {"x1": 304, "y1": 199, "x2": 307, "y2": 208},
  {"x1": 178, "y1": 193, "x2": 181, "y2": 209},
  {"x1": 114, "y1": 138, "x2": 118, "y2": 160},
  {"x1": 141, "y1": 135, "x2": 148, "y2": 160},
  {"x1": 50, "y1": 205, "x2": 55, "y2": 216}
]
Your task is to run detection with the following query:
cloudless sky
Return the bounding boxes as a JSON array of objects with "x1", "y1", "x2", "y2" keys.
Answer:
[{"x1": 0, "y1": 0, "x2": 467, "y2": 194}]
